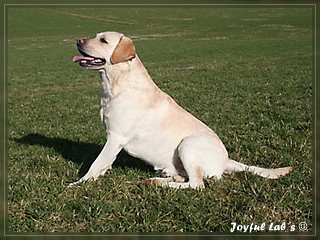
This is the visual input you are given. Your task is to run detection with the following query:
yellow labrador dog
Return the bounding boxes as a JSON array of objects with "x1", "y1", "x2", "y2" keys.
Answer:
[{"x1": 70, "y1": 31, "x2": 292, "y2": 189}]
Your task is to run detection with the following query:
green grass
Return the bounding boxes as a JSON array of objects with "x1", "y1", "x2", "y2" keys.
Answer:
[{"x1": 7, "y1": 7, "x2": 313, "y2": 234}]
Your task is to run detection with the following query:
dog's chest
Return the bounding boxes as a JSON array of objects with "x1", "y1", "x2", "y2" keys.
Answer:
[
  {"x1": 99, "y1": 73, "x2": 112, "y2": 130},
  {"x1": 100, "y1": 98, "x2": 109, "y2": 130}
]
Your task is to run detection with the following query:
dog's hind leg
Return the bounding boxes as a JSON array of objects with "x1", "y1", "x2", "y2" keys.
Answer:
[
  {"x1": 147, "y1": 174, "x2": 204, "y2": 189},
  {"x1": 147, "y1": 133, "x2": 227, "y2": 189},
  {"x1": 146, "y1": 140, "x2": 207, "y2": 189},
  {"x1": 146, "y1": 176, "x2": 186, "y2": 186},
  {"x1": 172, "y1": 133, "x2": 228, "y2": 189}
]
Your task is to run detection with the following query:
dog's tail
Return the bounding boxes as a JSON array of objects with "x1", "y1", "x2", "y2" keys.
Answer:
[{"x1": 224, "y1": 159, "x2": 292, "y2": 179}]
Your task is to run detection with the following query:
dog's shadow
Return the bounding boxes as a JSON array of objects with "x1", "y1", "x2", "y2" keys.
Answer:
[{"x1": 15, "y1": 133, "x2": 153, "y2": 177}]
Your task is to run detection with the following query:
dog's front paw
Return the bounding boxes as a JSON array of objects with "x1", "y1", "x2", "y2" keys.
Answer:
[
  {"x1": 67, "y1": 177, "x2": 90, "y2": 187},
  {"x1": 67, "y1": 180, "x2": 82, "y2": 187}
]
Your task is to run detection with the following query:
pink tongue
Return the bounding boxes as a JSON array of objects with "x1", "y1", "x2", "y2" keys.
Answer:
[{"x1": 72, "y1": 56, "x2": 94, "y2": 62}]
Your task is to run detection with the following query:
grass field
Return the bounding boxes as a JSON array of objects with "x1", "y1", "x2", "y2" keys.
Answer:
[{"x1": 7, "y1": 7, "x2": 313, "y2": 235}]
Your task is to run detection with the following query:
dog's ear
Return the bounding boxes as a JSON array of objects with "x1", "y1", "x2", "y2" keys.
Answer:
[{"x1": 110, "y1": 36, "x2": 136, "y2": 64}]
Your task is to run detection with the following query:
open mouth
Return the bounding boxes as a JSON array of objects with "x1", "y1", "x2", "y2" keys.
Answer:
[{"x1": 72, "y1": 49, "x2": 106, "y2": 68}]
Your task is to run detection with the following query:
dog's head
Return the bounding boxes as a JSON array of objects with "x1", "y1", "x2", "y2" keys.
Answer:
[{"x1": 72, "y1": 31, "x2": 136, "y2": 69}]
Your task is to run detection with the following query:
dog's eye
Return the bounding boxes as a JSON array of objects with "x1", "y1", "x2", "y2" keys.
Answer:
[{"x1": 100, "y1": 38, "x2": 108, "y2": 44}]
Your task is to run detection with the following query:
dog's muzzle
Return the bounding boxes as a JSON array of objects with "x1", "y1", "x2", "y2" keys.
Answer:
[{"x1": 72, "y1": 49, "x2": 106, "y2": 68}]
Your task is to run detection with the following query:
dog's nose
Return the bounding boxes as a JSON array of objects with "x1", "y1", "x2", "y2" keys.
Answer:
[{"x1": 77, "y1": 38, "x2": 86, "y2": 45}]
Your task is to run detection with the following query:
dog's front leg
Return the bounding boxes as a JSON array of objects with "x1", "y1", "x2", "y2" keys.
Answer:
[{"x1": 68, "y1": 135, "x2": 123, "y2": 187}]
